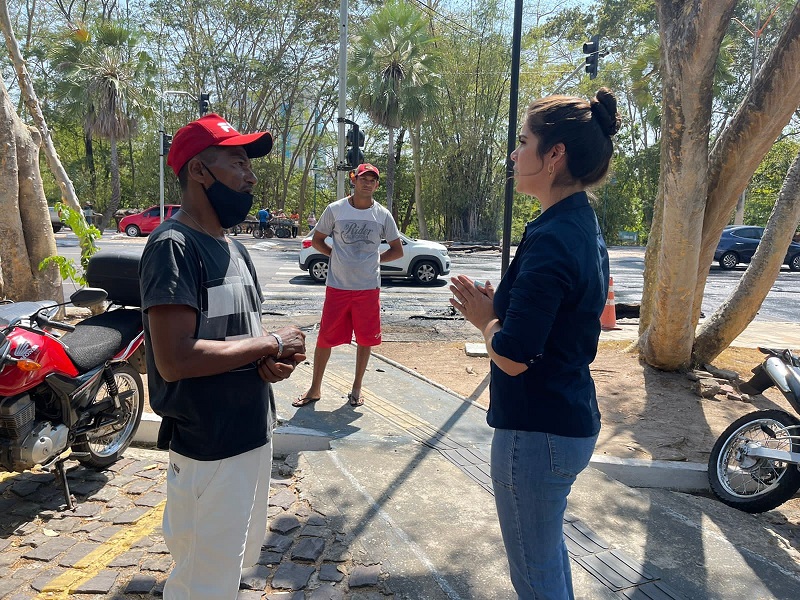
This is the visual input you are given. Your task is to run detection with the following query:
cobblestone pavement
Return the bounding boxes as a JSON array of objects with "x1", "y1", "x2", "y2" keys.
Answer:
[{"x1": 0, "y1": 448, "x2": 392, "y2": 599}]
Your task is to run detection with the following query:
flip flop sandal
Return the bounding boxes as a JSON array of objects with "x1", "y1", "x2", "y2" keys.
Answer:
[
  {"x1": 348, "y1": 393, "x2": 364, "y2": 407},
  {"x1": 292, "y1": 396, "x2": 320, "y2": 407}
]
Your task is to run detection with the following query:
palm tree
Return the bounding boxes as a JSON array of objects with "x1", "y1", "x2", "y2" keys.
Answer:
[
  {"x1": 349, "y1": 0, "x2": 441, "y2": 229},
  {"x1": 51, "y1": 21, "x2": 156, "y2": 229}
]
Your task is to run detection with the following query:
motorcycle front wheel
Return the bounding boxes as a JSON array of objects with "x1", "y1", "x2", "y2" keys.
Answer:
[
  {"x1": 73, "y1": 363, "x2": 144, "y2": 468},
  {"x1": 708, "y1": 409, "x2": 800, "y2": 513}
]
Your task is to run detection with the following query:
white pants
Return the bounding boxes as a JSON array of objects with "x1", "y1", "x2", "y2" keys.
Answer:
[{"x1": 162, "y1": 442, "x2": 273, "y2": 600}]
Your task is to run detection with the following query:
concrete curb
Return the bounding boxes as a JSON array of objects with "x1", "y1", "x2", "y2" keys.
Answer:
[{"x1": 134, "y1": 412, "x2": 331, "y2": 456}]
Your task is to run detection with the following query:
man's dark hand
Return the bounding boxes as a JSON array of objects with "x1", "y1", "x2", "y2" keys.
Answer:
[{"x1": 273, "y1": 326, "x2": 306, "y2": 358}]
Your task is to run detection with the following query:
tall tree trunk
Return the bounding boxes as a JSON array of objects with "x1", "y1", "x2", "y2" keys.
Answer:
[
  {"x1": 102, "y1": 136, "x2": 120, "y2": 231},
  {"x1": 691, "y1": 3, "x2": 800, "y2": 329},
  {"x1": 639, "y1": 0, "x2": 737, "y2": 370},
  {"x1": 0, "y1": 0, "x2": 83, "y2": 217},
  {"x1": 409, "y1": 125, "x2": 428, "y2": 239},
  {"x1": 385, "y1": 126, "x2": 396, "y2": 214},
  {"x1": 693, "y1": 148, "x2": 800, "y2": 364},
  {"x1": 85, "y1": 131, "x2": 97, "y2": 195},
  {"x1": 0, "y1": 78, "x2": 60, "y2": 301}
]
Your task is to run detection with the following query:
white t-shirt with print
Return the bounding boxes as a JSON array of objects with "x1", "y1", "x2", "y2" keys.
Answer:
[{"x1": 315, "y1": 197, "x2": 400, "y2": 290}]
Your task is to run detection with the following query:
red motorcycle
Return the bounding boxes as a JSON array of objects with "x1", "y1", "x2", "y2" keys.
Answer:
[{"x1": 0, "y1": 250, "x2": 145, "y2": 508}]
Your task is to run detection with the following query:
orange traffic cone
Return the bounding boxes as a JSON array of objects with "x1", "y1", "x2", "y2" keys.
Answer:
[{"x1": 600, "y1": 276, "x2": 620, "y2": 331}]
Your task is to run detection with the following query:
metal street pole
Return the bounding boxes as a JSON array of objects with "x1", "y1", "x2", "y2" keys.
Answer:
[
  {"x1": 501, "y1": 0, "x2": 523, "y2": 276},
  {"x1": 158, "y1": 90, "x2": 195, "y2": 222},
  {"x1": 336, "y1": 0, "x2": 348, "y2": 200}
]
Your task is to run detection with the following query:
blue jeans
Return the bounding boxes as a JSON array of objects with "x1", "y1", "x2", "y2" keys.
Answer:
[{"x1": 491, "y1": 429, "x2": 597, "y2": 600}]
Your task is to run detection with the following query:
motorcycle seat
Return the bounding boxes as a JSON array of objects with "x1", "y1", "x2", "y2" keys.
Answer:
[{"x1": 59, "y1": 309, "x2": 143, "y2": 373}]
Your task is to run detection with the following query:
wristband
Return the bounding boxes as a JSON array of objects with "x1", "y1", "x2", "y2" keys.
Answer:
[{"x1": 270, "y1": 332, "x2": 284, "y2": 359}]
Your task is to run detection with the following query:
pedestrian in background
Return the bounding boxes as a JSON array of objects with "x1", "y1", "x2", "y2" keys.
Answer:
[
  {"x1": 294, "y1": 163, "x2": 402, "y2": 408},
  {"x1": 140, "y1": 113, "x2": 306, "y2": 600},
  {"x1": 307, "y1": 212, "x2": 317, "y2": 231},
  {"x1": 449, "y1": 88, "x2": 620, "y2": 599},
  {"x1": 290, "y1": 210, "x2": 300, "y2": 238},
  {"x1": 257, "y1": 205, "x2": 271, "y2": 235}
]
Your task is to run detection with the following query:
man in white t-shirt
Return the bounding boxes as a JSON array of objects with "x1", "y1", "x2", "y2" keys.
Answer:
[{"x1": 294, "y1": 163, "x2": 403, "y2": 407}]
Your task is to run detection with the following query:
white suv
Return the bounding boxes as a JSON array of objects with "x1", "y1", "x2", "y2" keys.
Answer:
[{"x1": 299, "y1": 232, "x2": 451, "y2": 284}]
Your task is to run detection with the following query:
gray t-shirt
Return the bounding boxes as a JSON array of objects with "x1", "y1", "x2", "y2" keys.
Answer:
[{"x1": 316, "y1": 197, "x2": 400, "y2": 290}]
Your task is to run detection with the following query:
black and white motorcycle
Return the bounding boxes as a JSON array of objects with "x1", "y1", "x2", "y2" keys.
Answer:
[{"x1": 708, "y1": 347, "x2": 800, "y2": 513}]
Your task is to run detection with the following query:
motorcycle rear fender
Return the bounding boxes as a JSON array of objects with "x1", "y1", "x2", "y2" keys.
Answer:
[
  {"x1": 113, "y1": 331, "x2": 145, "y2": 366},
  {"x1": 764, "y1": 357, "x2": 800, "y2": 413}
]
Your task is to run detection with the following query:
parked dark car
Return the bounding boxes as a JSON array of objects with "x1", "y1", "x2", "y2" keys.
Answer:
[{"x1": 714, "y1": 225, "x2": 800, "y2": 271}]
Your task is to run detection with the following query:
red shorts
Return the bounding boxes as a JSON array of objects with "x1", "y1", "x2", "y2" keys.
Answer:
[{"x1": 317, "y1": 287, "x2": 382, "y2": 348}]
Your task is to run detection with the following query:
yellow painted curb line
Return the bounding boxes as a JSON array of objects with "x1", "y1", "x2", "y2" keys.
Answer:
[{"x1": 35, "y1": 500, "x2": 166, "y2": 599}]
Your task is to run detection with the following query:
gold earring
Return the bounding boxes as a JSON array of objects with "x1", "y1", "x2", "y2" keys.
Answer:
[{"x1": 548, "y1": 163, "x2": 554, "y2": 176}]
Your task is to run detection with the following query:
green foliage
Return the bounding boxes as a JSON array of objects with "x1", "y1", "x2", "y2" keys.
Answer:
[
  {"x1": 745, "y1": 139, "x2": 800, "y2": 225},
  {"x1": 39, "y1": 203, "x2": 101, "y2": 286}
]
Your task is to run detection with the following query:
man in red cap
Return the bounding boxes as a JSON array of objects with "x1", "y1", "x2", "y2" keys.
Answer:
[
  {"x1": 139, "y1": 113, "x2": 307, "y2": 599},
  {"x1": 294, "y1": 163, "x2": 402, "y2": 408}
]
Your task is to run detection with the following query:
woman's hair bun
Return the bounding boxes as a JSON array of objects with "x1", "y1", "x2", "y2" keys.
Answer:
[{"x1": 590, "y1": 87, "x2": 621, "y2": 137}]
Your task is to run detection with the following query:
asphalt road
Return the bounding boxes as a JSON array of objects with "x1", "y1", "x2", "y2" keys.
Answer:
[{"x1": 55, "y1": 230, "x2": 800, "y2": 323}]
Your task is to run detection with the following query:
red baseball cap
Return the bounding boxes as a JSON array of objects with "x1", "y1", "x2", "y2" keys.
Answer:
[
  {"x1": 355, "y1": 163, "x2": 380, "y2": 179},
  {"x1": 166, "y1": 113, "x2": 273, "y2": 176}
]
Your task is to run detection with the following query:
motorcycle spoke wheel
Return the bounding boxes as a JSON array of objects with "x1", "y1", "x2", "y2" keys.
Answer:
[
  {"x1": 708, "y1": 409, "x2": 800, "y2": 513},
  {"x1": 74, "y1": 363, "x2": 144, "y2": 468}
]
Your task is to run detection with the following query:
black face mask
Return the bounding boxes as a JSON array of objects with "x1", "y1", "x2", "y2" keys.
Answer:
[{"x1": 201, "y1": 162, "x2": 254, "y2": 228}]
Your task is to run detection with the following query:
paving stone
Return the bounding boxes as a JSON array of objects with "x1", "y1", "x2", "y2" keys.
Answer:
[
  {"x1": 137, "y1": 467, "x2": 165, "y2": 480},
  {"x1": 265, "y1": 592, "x2": 304, "y2": 600},
  {"x1": 291, "y1": 537, "x2": 325, "y2": 562},
  {"x1": 323, "y1": 541, "x2": 352, "y2": 563},
  {"x1": 152, "y1": 577, "x2": 166, "y2": 596},
  {"x1": 0, "y1": 538, "x2": 11, "y2": 551},
  {"x1": 308, "y1": 583, "x2": 345, "y2": 600},
  {"x1": 300, "y1": 525, "x2": 330, "y2": 538},
  {"x1": 134, "y1": 491, "x2": 165, "y2": 507},
  {"x1": 269, "y1": 488, "x2": 296, "y2": 510},
  {"x1": 58, "y1": 541, "x2": 100, "y2": 567},
  {"x1": 237, "y1": 591, "x2": 264, "y2": 600},
  {"x1": 107, "y1": 495, "x2": 135, "y2": 510},
  {"x1": 270, "y1": 512, "x2": 301, "y2": 534},
  {"x1": 270, "y1": 562, "x2": 314, "y2": 590},
  {"x1": 306, "y1": 513, "x2": 327, "y2": 526},
  {"x1": 74, "y1": 520, "x2": 104, "y2": 534},
  {"x1": 30, "y1": 568, "x2": 65, "y2": 592},
  {"x1": 125, "y1": 574, "x2": 157, "y2": 594},
  {"x1": 0, "y1": 549, "x2": 23, "y2": 567},
  {"x1": 147, "y1": 542, "x2": 170, "y2": 554},
  {"x1": 22, "y1": 537, "x2": 77, "y2": 561},
  {"x1": 239, "y1": 564, "x2": 271, "y2": 590},
  {"x1": 270, "y1": 474, "x2": 292, "y2": 487},
  {"x1": 10, "y1": 480, "x2": 42, "y2": 498},
  {"x1": 18, "y1": 532, "x2": 49, "y2": 548},
  {"x1": 67, "y1": 480, "x2": 101, "y2": 496},
  {"x1": 131, "y1": 535, "x2": 155, "y2": 548},
  {"x1": 319, "y1": 563, "x2": 345, "y2": 582},
  {"x1": 89, "y1": 485, "x2": 120, "y2": 501},
  {"x1": 113, "y1": 506, "x2": 150, "y2": 525},
  {"x1": 89, "y1": 525, "x2": 122, "y2": 542},
  {"x1": 106, "y1": 457, "x2": 134, "y2": 472},
  {"x1": 126, "y1": 477, "x2": 156, "y2": 496},
  {"x1": 268, "y1": 505, "x2": 283, "y2": 517},
  {"x1": 108, "y1": 549, "x2": 144, "y2": 567},
  {"x1": 10, "y1": 503, "x2": 42, "y2": 518},
  {"x1": 141, "y1": 554, "x2": 173, "y2": 572},
  {"x1": 106, "y1": 474, "x2": 135, "y2": 488},
  {"x1": 257, "y1": 550, "x2": 284, "y2": 566},
  {"x1": 11, "y1": 522, "x2": 38, "y2": 537},
  {"x1": 5, "y1": 593, "x2": 36, "y2": 600},
  {"x1": 349, "y1": 564, "x2": 381, "y2": 588},
  {"x1": 263, "y1": 531, "x2": 293, "y2": 553},
  {"x1": 47, "y1": 516, "x2": 82, "y2": 532},
  {"x1": 99, "y1": 507, "x2": 123, "y2": 522},
  {"x1": 72, "y1": 569, "x2": 118, "y2": 594},
  {"x1": 69, "y1": 501, "x2": 104, "y2": 517},
  {"x1": 0, "y1": 579, "x2": 23, "y2": 597}
]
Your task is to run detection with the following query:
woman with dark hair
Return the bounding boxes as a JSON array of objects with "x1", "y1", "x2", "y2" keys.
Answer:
[{"x1": 449, "y1": 88, "x2": 621, "y2": 599}]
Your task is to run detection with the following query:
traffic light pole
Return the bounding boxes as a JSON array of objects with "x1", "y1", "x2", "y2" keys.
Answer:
[
  {"x1": 158, "y1": 90, "x2": 196, "y2": 222},
  {"x1": 336, "y1": 0, "x2": 348, "y2": 200}
]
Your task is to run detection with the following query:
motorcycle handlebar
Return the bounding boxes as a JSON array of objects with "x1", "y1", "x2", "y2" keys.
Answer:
[{"x1": 35, "y1": 312, "x2": 76, "y2": 333}]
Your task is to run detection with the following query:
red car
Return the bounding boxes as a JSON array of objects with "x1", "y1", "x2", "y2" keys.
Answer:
[{"x1": 118, "y1": 205, "x2": 181, "y2": 237}]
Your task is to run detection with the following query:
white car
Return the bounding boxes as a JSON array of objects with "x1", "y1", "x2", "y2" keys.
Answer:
[{"x1": 298, "y1": 232, "x2": 451, "y2": 284}]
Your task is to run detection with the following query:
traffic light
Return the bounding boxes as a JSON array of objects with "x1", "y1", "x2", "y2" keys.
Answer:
[
  {"x1": 198, "y1": 92, "x2": 210, "y2": 116},
  {"x1": 161, "y1": 131, "x2": 172, "y2": 155},
  {"x1": 346, "y1": 146, "x2": 364, "y2": 168},
  {"x1": 583, "y1": 34, "x2": 601, "y2": 80},
  {"x1": 346, "y1": 122, "x2": 365, "y2": 168}
]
